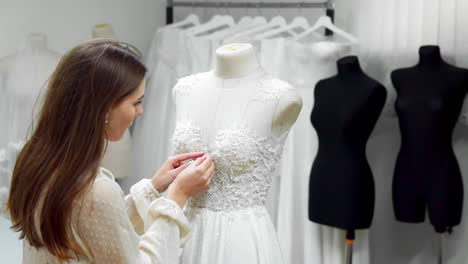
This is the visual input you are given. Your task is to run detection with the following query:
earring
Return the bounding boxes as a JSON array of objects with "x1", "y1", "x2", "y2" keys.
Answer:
[{"x1": 105, "y1": 113, "x2": 109, "y2": 124}]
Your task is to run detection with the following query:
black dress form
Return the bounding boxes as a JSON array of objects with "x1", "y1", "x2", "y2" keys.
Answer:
[
  {"x1": 309, "y1": 56, "x2": 387, "y2": 230},
  {"x1": 392, "y1": 45, "x2": 468, "y2": 233}
]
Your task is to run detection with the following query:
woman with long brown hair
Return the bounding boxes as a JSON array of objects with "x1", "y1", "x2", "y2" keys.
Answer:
[{"x1": 6, "y1": 39, "x2": 215, "y2": 263}]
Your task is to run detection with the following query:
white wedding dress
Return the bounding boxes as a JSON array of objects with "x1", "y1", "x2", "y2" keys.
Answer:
[{"x1": 171, "y1": 68, "x2": 295, "y2": 264}]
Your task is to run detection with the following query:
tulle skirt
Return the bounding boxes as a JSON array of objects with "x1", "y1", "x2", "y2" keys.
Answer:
[{"x1": 181, "y1": 206, "x2": 284, "y2": 264}]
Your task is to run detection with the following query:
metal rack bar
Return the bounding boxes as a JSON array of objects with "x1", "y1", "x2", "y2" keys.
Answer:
[
  {"x1": 166, "y1": 0, "x2": 334, "y2": 24},
  {"x1": 168, "y1": 1, "x2": 331, "y2": 9}
]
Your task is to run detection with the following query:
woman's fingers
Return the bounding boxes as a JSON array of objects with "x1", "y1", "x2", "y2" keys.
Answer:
[
  {"x1": 207, "y1": 163, "x2": 215, "y2": 178},
  {"x1": 198, "y1": 155, "x2": 213, "y2": 170},
  {"x1": 195, "y1": 155, "x2": 207, "y2": 166},
  {"x1": 171, "y1": 152, "x2": 205, "y2": 165},
  {"x1": 172, "y1": 162, "x2": 190, "y2": 174}
]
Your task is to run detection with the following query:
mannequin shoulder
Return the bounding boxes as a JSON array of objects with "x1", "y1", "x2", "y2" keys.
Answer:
[
  {"x1": 390, "y1": 66, "x2": 414, "y2": 81},
  {"x1": 176, "y1": 71, "x2": 209, "y2": 85},
  {"x1": 368, "y1": 78, "x2": 387, "y2": 98},
  {"x1": 256, "y1": 76, "x2": 298, "y2": 102},
  {"x1": 271, "y1": 81, "x2": 303, "y2": 137},
  {"x1": 172, "y1": 71, "x2": 210, "y2": 97},
  {"x1": 449, "y1": 65, "x2": 468, "y2": 82}
]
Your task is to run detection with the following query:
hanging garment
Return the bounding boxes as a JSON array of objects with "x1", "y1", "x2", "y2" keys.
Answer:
[
  {"x1": 0, "y1": 140, "x2": 24, "y2": 219},
  {"x1": 128, "y1": 24, "x2": 222, "y2": 192},
  {"x1": 273, "y1": 39, "x2": 371, "y2": 264},
  {"x1": 0, "y1": 35, "x2": 60, "y2": 147},
  {"x1": 127, "y1": 26, "x2": 192, "y2": 191},
  {"x1": 257, "y1": 37, "x2": 289, "y2": 226},
  {"x1": 0, "y1": 34, "x2": 60, "y2": 220},
  {"x1": 172, "y1": 69, "x2": 295, "y2": 264}
]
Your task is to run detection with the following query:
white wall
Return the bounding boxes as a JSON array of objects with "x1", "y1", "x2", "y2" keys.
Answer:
[{"x1": 0, "y1": 0, "x2": 166, "y2": 58}]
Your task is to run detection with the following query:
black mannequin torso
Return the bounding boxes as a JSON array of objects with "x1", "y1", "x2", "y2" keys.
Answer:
[
  {"x1": 309, "y1": 56, "x2": 387, "y2": 230},
  {"x1": 392, "y1": 45, "x2": 468, "y2": 233}
]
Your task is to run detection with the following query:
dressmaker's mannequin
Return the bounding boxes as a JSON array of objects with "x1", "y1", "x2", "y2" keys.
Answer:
[
  {"x1": 173, "y1": 43, "x2": 302, "y2": 140},
  {"x1": 309, "y1": 56, "x2": 386, "y2": 230},
  {"x1": 392, "y1": 45, "x2": 468, "y2": 233},
  {"x1": 0, "y1": 33, "x2": 60, "y2": 147},
  {"x1": 92, "y1": 24, "x2": 117, "y2": 39},
  {"x1": 172, "y1": 43, "x2": 302, "y2": 264},
  {"x1": 92, "y1": 24, "x2": 132, "y2": 180}
]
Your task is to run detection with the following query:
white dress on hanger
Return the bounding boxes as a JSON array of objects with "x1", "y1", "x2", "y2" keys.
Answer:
[
  {"x1": 172, "y1": 69, "x2": 294, "y2": 264},
  {"x1": 274, "y1": 39, "x2": 371, "y2": 264},
  {"x1": 0, "y1": 35, "x2": 60, "y2": 147},
  {"x1": 256, "y1": 37, "x2": 289, "y2": 226},
  {"x1": 127, "y1": 26, "x2": 193, "y2": 192},
  {"x1": 0, "y1": 34, "x2": 60, "y2": 222},
  {"x1": 0, "y1": 141, "x2": 24, "y2": 218}
]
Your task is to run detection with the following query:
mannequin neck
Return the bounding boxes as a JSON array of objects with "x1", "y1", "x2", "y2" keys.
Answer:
[
  {"x1": 214, "y1": 43, "x2": 260, "y2": 79},
  {"x1": 92, "y1": 24, "x2": 117, "y2": 39},
  {"x1": 418, "y1": 45, "x2": 442, "y2": 66},
  {"x1": 337, "y1": 56, "x2": 363, "y2": 78},
  {"x1": 27, "y1": 33, "x2": 48, "y2": 53}
]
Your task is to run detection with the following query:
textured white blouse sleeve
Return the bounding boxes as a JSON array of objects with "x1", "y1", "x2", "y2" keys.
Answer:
[{"x1": 76, "y1": 174, "x2": 191, "y2": 264}]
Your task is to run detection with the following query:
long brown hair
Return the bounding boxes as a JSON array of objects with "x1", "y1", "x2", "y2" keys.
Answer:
[{"x1": 7, "y1": 39, "x2": 146, "y2": 260}]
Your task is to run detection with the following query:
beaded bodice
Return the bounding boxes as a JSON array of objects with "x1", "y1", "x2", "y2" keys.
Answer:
[{"x1": 171, "y1": 71, "x2": 294, "y2": 211}]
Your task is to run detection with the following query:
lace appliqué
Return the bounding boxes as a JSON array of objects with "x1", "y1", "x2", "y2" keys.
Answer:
[
  {"x1": 170, "y1": 120, "x2": 207, "y2": 153},
  {"x1": 171, "y1": 73, "x2": 294, "y2": 212},
  {"x1": 255, "y1": 77, "x2": 294, "y2": 102},
  {"x1": 171, "y1": 122, "x2": 285, "y2": 212},
  {"x1": 172, "y1": 73, "x2": 205, "y2": 97}
]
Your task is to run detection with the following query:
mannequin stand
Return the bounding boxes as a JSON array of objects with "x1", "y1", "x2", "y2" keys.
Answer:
[
  {"x1": 346, "y1": 229, "x2": 355, "y2": 264},
  {"x1": 438, "y1": 233, "x2": 443, "y2": 264}
]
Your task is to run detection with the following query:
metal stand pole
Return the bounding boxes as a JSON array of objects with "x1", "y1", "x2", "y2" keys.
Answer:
[
  {"x1": 346, "y1": 229, "x2": 355, "y2": 264},
  {"x1": 166, "y1": 0, "x2": 174, "y2": 24},
  {"x1": 438, "y1": 233, "x2": 443, "y2": 264}
]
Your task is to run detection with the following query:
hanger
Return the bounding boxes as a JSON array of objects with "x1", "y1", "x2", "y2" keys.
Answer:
[
  {"x1": 252, "y1": 16, "x2": 267, "y2": 24},
  {"x1": 167, "y1": 14, "x2": 200, "y2": 29},
  {"x1": 223, "y1": 15, "x2": 285, "y2": 43},
  {"x1": 186, "y1": 15, "x2": 235, "y2": 37},
  {"x1": 295, "y1": 15, "x2": 358, "y2": 43},
  {"x1": 254, "y1": 16, "x2": 310, "y2": 40},
  {"x1": 238, "y1": 16, "x2": 253, "y2": 25},
  {"x1": 167, "y1": 0, "x2": 200, "y2": 29}
]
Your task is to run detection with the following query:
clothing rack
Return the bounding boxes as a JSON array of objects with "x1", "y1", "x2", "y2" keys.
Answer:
[{"x1": 166, "y1": 1, "x2": 335, "y2": 35}]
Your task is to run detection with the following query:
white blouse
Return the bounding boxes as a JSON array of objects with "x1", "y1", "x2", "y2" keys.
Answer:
[{"x1": 22, "y1": 167, "x2": 191, "y2": 263}]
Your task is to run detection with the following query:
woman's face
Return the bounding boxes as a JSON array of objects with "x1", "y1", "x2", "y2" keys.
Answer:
[{"x1": 105, "y1": 78, "x2": 145, "y2": 141}]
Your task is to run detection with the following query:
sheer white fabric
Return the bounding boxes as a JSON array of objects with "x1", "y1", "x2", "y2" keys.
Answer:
[
  {"x1": 0, "y1": 36, "x2": 60, "y2": 148},
  {"x1": 22, "y1": 168, "x2": 190, "y2": 264},
  {"x1": 172, "y1": 70, "x2": 294, "y2": 264},
  {"x1": 127, "y1": 26, "x2": 198, "y2": 192},
  {"x1": 0, "y1": 141, "x2": 24, "y2": 219},
  {"x1": 272, "y1": 39, "x2": 371, "y2": 264},
  {"x1": 129, "y1": 23, "x2": 230, "y2": 195}
]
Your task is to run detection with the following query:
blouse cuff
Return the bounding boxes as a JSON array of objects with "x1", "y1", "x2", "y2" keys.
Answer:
[
  {"x1": 130, "y1": 178, "x2": 161, "y2": 221},
  {"x1": 146, "y1": 197, "x2": 191, "y2": 243}
]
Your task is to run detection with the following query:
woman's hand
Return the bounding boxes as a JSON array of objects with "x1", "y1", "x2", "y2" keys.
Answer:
[
  {"x1": 167, "y1": 155, "x2": 215, "y2": 208},
  {"x1": 151, "y1": 152, "x2": 205, "y2": 193}
]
